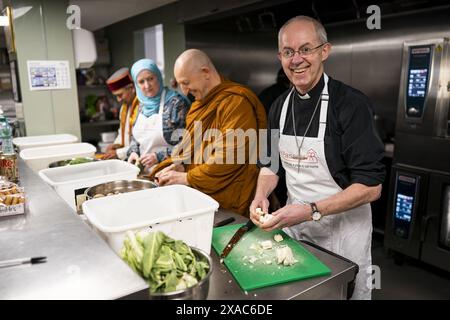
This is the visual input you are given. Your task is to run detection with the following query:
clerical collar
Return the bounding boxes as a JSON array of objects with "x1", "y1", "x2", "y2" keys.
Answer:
[
  {"x1": 298, "y1": 93, "x2": 310, "y2": 100},
  {"x1": 295, "y1": 74, "x2": 325, "y2": 100}
]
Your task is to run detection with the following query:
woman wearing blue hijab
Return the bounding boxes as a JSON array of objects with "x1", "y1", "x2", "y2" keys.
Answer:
[{"x1": 127, "y1": 58, "x2": 190, "y2": 171}]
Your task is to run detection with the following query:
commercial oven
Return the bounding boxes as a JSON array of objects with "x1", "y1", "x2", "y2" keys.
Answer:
[{"x1": 384, "y1": 38, "x2": 450, "y2": 272}]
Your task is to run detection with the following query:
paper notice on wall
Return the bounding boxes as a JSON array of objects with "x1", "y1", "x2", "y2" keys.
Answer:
[{"x1": 27, "y1": 60, "x2": 71, "y2": 91}]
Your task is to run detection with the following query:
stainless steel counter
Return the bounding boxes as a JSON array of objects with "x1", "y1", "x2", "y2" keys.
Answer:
[
  {"x1": 210, "y1": 211, "x2": 358, "y2": 300},
  {"x1": 0, "y1": 160, "x2": 148, "y2": 299},
  {"x1": 0, "y1": 159, "x2": 357, "y2": 300}
]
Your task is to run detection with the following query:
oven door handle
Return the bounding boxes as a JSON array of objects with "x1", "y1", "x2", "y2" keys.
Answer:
[{"x1": 420, "y1": 214, "x2": 437, "y2": 242}]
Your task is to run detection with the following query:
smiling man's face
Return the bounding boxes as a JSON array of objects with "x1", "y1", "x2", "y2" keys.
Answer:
[{"x1": 278, "y1": 20, "x2": 330, "y2": 94}]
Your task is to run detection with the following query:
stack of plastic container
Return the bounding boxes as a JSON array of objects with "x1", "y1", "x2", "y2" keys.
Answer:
[
  {"x1": 39, "y1": 159, "x2": 140, "y2": 212},
  {"x1": 0, "y1": 116, "x2": 19, "y2": 182},
  {"x1": 13, "y1": 134, "x2": 78, "y2": 152},
  {"x1": 19, "y1": 143, "x2": 97, "y2": 172}
]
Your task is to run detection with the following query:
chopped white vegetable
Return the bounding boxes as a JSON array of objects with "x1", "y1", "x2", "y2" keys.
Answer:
[
  {"x1": 276, "y1": 246, "x2": 297, "y2": 266},
  {"x1": 260, "y1": 240, "x2": 273, "y2": 250},
  {"x1": 259, "y1": 213, "x2": 273, "y2": 224},
  {"x1": 283, "y1": 254, "x2": 297, "y2": 266},
  {"x1": 248, "y1": 256, "x2": 258, "y2": 264},
  {"x1": 274, "y1": 234, "x2": 284, "y2": 242},
  {"x1": 255, "y1": 207, "x2": 265, "y2": 216},
  {"x1": 276, "y1": 246, "x2": 286, "y2": 264}
]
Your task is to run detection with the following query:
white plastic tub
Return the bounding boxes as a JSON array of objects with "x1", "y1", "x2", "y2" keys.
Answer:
[
  {"x1": 82, "y1": 185, "x2": 219, "y2": 255},
  {"x1": 100, "y1": 132, "x2": 117, "y2": 143},
  {"x1": 20, "y1": 143, "x2": 96, "y2": 172},
  {"x1": 13, "y1": 134, "x2": 78, "y2": 151},
  {"x1": 39, "y1": 159, "x2": 139, "y2": 211}
]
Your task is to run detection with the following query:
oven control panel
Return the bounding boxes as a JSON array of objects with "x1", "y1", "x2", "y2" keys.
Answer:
[
  {"x1": 405, "y1": 46, "x2": 432, "y2": 120},
  {"x1": 393, "y1": 173, "x2": 420, "y2": 239}
]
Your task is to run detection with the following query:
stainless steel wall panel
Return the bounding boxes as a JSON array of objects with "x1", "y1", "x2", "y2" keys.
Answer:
[{"x1": 185, "y1": 6, "x2": 450, "y2": 138}]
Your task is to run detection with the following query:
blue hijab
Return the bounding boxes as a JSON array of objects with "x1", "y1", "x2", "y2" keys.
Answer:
[{"x1": 131, "y1": 58, "x2": 179, "y2": 117}]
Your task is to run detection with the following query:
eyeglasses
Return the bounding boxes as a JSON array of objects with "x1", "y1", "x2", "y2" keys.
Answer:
[{"x1": 279, "y1": 43, "x2": 327, "y2": 59}]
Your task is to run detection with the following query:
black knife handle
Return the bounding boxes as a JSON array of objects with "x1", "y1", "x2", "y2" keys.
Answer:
[
  {"x1": 220, "y1": 220, "x2": 254, "y2": 260},
  {"x1": 244, "y1": 219, "x2": 255, "y2": 230},
  {"x1": 213, "y1": 217, "x2": 236, "y2": 228}
]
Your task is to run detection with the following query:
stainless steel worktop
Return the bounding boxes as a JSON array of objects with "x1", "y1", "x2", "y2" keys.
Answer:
[
  {"x1": 0, "y1": 160, "x2": 148, "y2": 300},
  {"x1": 0, "y1": 159, "x2": 357, "y2": 300}
]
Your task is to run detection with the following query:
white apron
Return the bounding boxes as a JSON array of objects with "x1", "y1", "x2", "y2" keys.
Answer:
[
  {"x1": 279, "y1": 74, "x2": 373, "y2": 300},
  {"x1": 132, "y1": 90, "x2": 171, "y2": 158},
  {"x1": 114, "y1": 104, "x2": 133, "y2": 160}
]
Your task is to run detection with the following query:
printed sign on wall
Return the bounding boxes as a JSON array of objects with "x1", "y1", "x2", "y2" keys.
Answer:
[{"x1": 27, "y1": 60, "x2": 71, "y2": 91}]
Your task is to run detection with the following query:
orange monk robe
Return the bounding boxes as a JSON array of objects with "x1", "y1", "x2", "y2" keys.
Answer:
[{"x1": 151, "y1": 78, "x2": 267, "y2": 215}]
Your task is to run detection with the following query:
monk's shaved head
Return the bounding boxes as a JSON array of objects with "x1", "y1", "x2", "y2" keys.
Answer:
[
  {"x1": 173, "y1": 49, "x2": 221, "y2": 100},
  {"x1": 174, "y1": 49, "x2": 217, "y2": 75}
]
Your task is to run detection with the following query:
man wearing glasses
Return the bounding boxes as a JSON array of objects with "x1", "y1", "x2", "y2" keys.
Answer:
[{"x1": 250, "y1": 16, "x2": 385, "y2": 300}]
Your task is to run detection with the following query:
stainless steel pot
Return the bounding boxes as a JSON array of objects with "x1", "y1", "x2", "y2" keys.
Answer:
[
  {"x1": 84, "y1": 179, "x2": 158, "y2": 200},
  {"x1": 148, "y1": 247, "x2": 212, "y2": 300}
]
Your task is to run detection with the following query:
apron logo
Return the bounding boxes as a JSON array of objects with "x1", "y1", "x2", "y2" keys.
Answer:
[
  {"x1": 304, "y1": 148, "x2": 318, "y2": 163},
  {"x1": 280, "y1": 148, "x2": 319, "y2": 164}
]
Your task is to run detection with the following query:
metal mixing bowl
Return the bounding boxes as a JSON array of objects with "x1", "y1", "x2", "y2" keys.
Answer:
[
  {"x1": 84, "y1": 179, "x2": 158, "y2": 200},
  {"x1": 148, "y1": 247, "x2": 212, "y2": 300}
]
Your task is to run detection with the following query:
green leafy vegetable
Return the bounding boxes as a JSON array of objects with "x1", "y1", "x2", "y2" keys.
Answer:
[
  {"x1": 68, "y1": 157, "x2": 94, "y2": 165},
  {"x1": 121, "y1": 231, "x2": 209, "y2": 294},
  {"x1": 142, "y1": 231, "x2": 166, "y2": 278},
  {"x1": 135, "y1": 158, "x2": 145, "y2": 174}
]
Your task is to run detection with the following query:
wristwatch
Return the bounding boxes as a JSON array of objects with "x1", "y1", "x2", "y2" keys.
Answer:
[{"x1": 310, "y1": 202, "x2": 322, "y2": 221}]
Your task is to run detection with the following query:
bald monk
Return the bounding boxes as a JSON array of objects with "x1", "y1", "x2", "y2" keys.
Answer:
[{"x1": 150, "y1": 49, "x2": 267, "y2": 215}]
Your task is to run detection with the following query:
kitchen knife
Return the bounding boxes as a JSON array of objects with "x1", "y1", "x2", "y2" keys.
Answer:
[
  {"x1": 220, "y1": 219, "x2": 255, "y2": 261},
  {"x1": 213, "y1": 217, "x2": 235, "y2": 228}
]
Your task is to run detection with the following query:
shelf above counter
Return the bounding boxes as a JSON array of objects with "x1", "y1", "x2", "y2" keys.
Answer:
[
  {"x1": 77, "y1": 85, "x2": 108, "y2": 89},
  {"x1": 81, "y1": 120, "x2": 120, "y2": 127}
]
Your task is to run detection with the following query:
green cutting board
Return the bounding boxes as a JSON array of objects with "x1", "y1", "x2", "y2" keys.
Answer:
[{"x1": 212, "y1": 224, "x2": 331, "y2": 291}]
